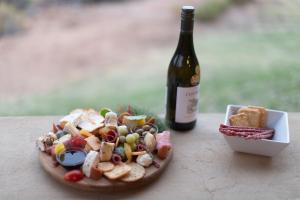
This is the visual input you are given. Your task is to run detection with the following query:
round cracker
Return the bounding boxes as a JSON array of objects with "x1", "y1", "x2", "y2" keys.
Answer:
[
  {"x1": 98, "y1": 162, "x2": 114, "y2": 172},
  {"x1": 104, "y1": 163, "x2": 131, "y2": 180},
  {"x1": 121, "y1": 162, "x2": 145, "y2": 182}
]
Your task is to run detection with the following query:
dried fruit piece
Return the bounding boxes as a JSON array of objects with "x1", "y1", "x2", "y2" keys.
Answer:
[
  {"x1": 115, "y1": 137, "x2": 120, "y2": 147},
  {"x1": 130, "y1": 143, "x2": 137, "y2": 151},
  {"x1": 79, "y1": 129, "x2": 93, "y2": 138},
  {"x1": 132, "y1": 151, "x2": 146, "y2": 156},
  {"x1": 124, "y1": 143, "x2": 132, "y2": 163},
  {"x1": 64, "y1": 170, "x2": 84, "y2": 182}
]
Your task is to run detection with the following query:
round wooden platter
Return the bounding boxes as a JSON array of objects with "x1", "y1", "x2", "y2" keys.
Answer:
[{"x1": 39, "y1": 150, "x2": 172, "y2": 192}]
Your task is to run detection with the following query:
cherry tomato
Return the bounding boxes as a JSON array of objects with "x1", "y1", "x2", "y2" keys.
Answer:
[{"x1": 64, "y1": 170, "x2": 84, "y2": 182}]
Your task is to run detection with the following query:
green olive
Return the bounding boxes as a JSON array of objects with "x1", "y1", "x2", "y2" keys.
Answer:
[
  {"x1": 149, "y1": 128, "x2": 156, "y2": 134},
  {"x1": 142, "y1": 125, "x2": 151, "y2": 131},
  {"x1": 136, "y1": 129, "x2": 143, "y2": 134},
  {"x1": 119, "y1": 135, "x2": 126, "y2": 143}
]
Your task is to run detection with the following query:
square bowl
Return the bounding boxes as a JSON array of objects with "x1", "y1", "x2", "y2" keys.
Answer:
[{"x1": 223, "y1": 105, "x2": 290, "y2": 157}]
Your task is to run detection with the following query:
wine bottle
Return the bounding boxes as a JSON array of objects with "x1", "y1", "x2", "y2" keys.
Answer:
[{"x1": 165, "y1": 6, "x2": 200, "y2": 131}]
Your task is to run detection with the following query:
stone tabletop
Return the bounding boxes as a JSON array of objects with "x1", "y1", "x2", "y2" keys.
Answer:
[{"x1": 0, "y1": 114, "x2": 299, "y2": 200}]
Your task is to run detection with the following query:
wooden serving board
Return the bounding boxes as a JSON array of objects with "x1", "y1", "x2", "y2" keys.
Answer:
[{"x1": 39, "y1": 150, "x2": 172, "y2": 192}]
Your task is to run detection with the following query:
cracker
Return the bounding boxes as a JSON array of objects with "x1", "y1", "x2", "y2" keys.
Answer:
[
  {"x1": 121, "y1": 162, "x2": 146, "y2": 182},
  {"x1": 85, "y1": 135, "x2": 101, "y2": 151},
  {"x1": 98, "y1": 162, "x2": 115, "y2": 172},
  {"x1": 248, "y1": 106, "x2": 267, "y2": 128},
  {"x1": 238, "y1": 108, "x2": 261, "y2": 128},
  {"x1": 104, "y1": 163, "x2": 131, "y2": 180},
  {"x1": 229, "y1": 113, "x2": 250, "y2": 127}
]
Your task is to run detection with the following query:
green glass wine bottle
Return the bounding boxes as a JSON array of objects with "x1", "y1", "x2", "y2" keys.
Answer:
[{"x1": 165, "y1": 6, "x2": 201, "y2": 131}]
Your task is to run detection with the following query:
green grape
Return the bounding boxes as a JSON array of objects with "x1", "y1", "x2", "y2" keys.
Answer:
[
  {"x1": 126, "y1": 134, "x2": 136, "y2": 144},
  {"x1": 132, "y1": 133, "x2": 140, "y2": 141},
  {"x1": 117, "y1": 125, "x2": 128, "y2": 136}
]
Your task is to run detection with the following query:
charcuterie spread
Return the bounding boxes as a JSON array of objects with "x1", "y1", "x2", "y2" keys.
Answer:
[
  {"x1": 219, "y1": 106, "x2": 275, "y2": 140},
  {"x1": 36, "y1": 106, "x2": 172, "y2": 188}
]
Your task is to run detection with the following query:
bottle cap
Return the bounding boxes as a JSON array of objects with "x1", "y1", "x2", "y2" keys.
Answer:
[
  {"x1": 181, "y1": 6, "x2": 195, "y2": 20},
  {"x1": 181, "y1": 6, "x2": 194, "y2": 32}
]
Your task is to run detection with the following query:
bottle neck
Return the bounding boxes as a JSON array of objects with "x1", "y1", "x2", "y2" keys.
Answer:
[
  {"x1": 176, "y1": 28, "x2": 194, "y2": 53},
  {"x1": 176, "y1": 6, "x2": 195, "y2": 54},
  {"x1": 180, "y1": 17, "x2": 194, "y2": 33}
]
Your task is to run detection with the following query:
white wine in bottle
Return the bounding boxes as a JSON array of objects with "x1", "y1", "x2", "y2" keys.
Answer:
[{"x1": 165, "y1": 6, "x2": 200, "y2": 131}]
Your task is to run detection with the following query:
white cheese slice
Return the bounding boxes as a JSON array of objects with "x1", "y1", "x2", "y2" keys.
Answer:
[
  {"x1": 83, "y1": 151, "x2": 99, "y2": 178},
  {"x1": 78, "y1": 110, "x2": 104, "y2": 132}
]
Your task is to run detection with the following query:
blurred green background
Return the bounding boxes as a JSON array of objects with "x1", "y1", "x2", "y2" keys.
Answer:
[{"x1": 0, "y1": 0, "x2": 299, "y2": 115}]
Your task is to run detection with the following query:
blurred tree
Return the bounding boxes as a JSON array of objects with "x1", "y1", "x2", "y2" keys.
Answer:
[
  {"x1": 196, "y1": 0, "x2": 253, "y2": 22},
  {"x1": 0, "y1": 2, "x2": 25, "y2": 36},
  {"x1": 1, "y1": 0, "x2": 32, "y2": 9}
]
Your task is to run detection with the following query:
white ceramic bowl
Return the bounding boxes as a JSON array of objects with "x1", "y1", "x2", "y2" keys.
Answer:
[{"x1": 223, "y1": 105, "x2": 290, "y2": 157}]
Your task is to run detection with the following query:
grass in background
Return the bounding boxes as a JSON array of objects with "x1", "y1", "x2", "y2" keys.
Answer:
[
  {"x1": 196, "y1": 0, "x2": 232, "y2": 22},
  {"x1": 1, "y1": 30, "x2": 299, "y2": 115},
  {"x1": 195, "y1": 0, "x2": 253, "y2": 22}
]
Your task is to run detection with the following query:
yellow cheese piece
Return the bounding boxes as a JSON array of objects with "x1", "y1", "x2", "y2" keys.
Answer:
[{"x1": 55, "y1": 143, "x2": 65, "y2": 155}]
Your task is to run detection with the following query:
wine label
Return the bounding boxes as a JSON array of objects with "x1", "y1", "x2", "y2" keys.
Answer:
[{"x1": 175, "y1": 86, "x2": 199, "y2": 123}]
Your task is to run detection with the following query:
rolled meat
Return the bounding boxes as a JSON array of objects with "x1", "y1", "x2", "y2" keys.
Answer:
[{"x1": 156, "y1": 131, "x2": 172, "y2": 159}]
